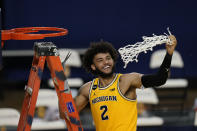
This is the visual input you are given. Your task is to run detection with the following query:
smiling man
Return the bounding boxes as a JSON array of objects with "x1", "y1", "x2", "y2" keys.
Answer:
[{"x1": 61, "y1": 36, "x2": 177, "y2": 131}]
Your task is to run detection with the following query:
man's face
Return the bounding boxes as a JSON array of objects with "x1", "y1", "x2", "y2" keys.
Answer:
[{"x1": 91, "y1": 52, "x2": 115, "y2": 78}]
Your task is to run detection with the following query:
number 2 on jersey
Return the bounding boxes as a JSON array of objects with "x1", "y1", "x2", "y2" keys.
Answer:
[{"x1": 100, "y1": 105, "x2": 109, "y2": 120}]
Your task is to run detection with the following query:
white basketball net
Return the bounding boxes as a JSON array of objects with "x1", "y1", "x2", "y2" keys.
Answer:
[{"x1": 118, "y1": 28, "x2": 172, "y2": 68}]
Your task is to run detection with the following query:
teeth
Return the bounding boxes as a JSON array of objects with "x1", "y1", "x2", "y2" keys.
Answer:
[{"x1": 104, "y1": 65, "x2": 110, "y2": 69}]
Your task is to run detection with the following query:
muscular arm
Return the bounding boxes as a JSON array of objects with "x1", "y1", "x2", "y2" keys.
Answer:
[
  {"x1": 121, "y1": 35, "x2": 177, "y2": 89},
  {"x1": 59, "y1": 82, "x2": 91, "y2": 118},
  {"x1": 141, "y1": 52, "x2": 171, "y2": 88},
  {"x1": 141, "y1": 35, "x2": 177, "y2": 88},
  {"x1": 123, "y1": 52, "x2": 171, "y2": 89},
  {"x1": 74, "y1": 82, "x2": 91, "y2": 112}
]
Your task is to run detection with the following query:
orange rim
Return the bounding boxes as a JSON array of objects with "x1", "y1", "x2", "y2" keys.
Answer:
[{"x1": 1, "y1": 27, "x2": 68, "y2": 40}]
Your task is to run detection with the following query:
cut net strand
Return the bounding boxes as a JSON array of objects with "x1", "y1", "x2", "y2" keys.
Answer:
[{"x1": 118, "y1": 28, "x2": 172, "y2": 68}]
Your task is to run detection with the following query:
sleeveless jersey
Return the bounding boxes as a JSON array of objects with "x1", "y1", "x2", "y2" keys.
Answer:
[{"x1": 89, "y1": 73, "x2": 137, "y2": 131}]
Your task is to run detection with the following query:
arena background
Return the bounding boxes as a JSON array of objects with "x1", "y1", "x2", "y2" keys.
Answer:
[{"x1": 0, "y1": 0, "x2": 197, "y2": 131}]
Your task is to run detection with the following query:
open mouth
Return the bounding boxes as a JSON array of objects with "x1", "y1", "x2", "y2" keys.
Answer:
[{"x1": 103, "y1": 65, "x2": 110, "y2": 70}]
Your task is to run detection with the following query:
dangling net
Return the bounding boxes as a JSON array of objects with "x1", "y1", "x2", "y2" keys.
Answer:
[{"x1": 118, "y1": 28, "x2": 172, "y2": 68}]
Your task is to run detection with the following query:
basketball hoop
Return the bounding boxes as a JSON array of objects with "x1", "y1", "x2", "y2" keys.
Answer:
[{"x1": 1, "y1": 27, "x2": 68, "y2": 47}]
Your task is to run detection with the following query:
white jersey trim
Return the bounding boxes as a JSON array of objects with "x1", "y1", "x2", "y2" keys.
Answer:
[
  {"x1": 89, "y1": 79, "x2": 96, "y2": 100},
  {"x1": 117, "y1": 74, "x2": 137, "y2": 102},
  {"x1": 98, "y1": 74, "x2": 118, "y2": 90}
]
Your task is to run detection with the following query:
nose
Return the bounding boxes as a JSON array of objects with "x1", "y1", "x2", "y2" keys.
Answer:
[{"x1": 104, "y1": 59, "x2": 109, "y2": 64}]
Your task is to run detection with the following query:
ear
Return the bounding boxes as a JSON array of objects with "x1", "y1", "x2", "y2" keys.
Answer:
[{"x1": 91, "y1": 64, "x2": 96, "y2": 71}]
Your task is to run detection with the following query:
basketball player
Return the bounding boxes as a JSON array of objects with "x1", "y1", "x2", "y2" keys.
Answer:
[{"x1": 61, "y1": 35, "x2": 177, "y2": 131}]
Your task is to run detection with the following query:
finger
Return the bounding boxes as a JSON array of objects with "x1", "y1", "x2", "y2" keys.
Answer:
[{"x1": 169, "y1": 35, "x2": 177, "y2": 45}]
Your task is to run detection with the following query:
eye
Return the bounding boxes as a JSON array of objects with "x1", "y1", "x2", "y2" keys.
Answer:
[
  {"x1": 106, "y1": 56, "x2": 112, "y2": 60},
  {"x1": 97, "y1": 59, "x2": 103, "y2": 62}
]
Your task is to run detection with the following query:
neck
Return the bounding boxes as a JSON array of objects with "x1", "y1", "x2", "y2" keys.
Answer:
[{"x1": 98, "y1": 73, "x2": 116, "y2": 87}]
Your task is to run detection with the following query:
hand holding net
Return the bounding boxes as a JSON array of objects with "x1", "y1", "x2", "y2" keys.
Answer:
[{"x1": 118, "y1": 28, "x2": 172, "y2": 68}]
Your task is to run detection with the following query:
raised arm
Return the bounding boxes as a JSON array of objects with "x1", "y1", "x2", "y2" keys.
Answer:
[
  {"x1": 141, "y1": 35, "x2": 177, "y2": 88},
  {"x1": 121, "y1": 35, "x2": 177, "y2": 90}
]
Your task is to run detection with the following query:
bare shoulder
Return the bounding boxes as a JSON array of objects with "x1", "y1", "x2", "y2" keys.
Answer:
[
  {"x1": 78, "y1": 81, "x2": 92, "y2": 98},
  {"x1": 120, "y1": 72, "x2": 143, "y2": 88},
  {"x1": 120, "y1": 72, "x2": 143, "y2": 80}
]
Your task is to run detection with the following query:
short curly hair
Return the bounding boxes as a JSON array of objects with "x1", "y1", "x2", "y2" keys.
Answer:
[{"x1": 83, "y1": 40, "x2": 119, "y2": 75}]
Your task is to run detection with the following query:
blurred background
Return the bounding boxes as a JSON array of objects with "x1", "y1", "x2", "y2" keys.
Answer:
[{"x1": 0, "y1": 0, "x2": 197, "y2": 131}]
